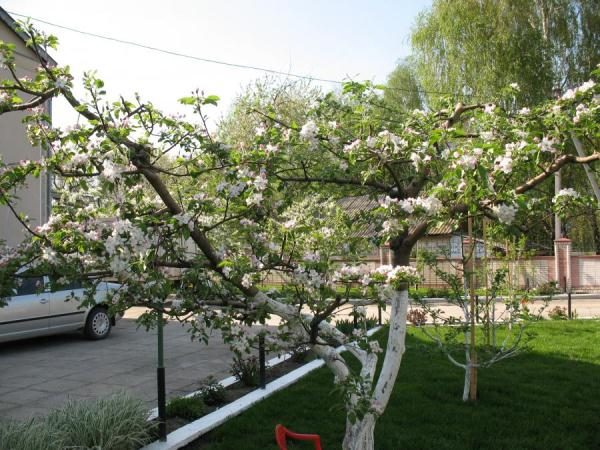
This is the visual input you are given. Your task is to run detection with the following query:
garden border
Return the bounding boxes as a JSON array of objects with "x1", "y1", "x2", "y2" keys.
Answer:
[{"x1": 142, "y1": 327, "x2": 381, "y2": 450}]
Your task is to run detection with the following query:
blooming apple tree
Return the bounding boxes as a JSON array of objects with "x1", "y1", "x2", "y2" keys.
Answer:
[{"x1": 1, "y1": 24, "x2": 600, "y2": 450}]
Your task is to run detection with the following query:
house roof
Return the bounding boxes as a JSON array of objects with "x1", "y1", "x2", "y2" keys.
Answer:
[
  {"x1": 337, "y1": 195, "x2": 458, "y2": 238},
  {"x1": 0, "y1": 7, "x2": 57, "y2": 66}
]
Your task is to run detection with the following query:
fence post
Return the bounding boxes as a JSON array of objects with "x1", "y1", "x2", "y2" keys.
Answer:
[
  {"x1": 378, "y1": 304, "x2": 382, "y2": 326},
  {"x1": 568, "y1": 292, "x2": 572, "y2": 319},
  {"x1": 259, "y1": 334, "x2": 266, "y2": 389}
]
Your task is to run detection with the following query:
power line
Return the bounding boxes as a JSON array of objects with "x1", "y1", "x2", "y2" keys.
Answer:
[{"x1": 7, "y1": 10, "x2": 460, "y2": 98}]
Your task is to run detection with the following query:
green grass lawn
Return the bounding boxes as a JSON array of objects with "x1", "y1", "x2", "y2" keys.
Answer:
[{"x1": 190, "y1": 320, "x2": 600, "y2": 450}]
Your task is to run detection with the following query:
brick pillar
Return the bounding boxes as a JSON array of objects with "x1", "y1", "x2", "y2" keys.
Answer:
[{"x1": 554, "y1": 238, "x2": 572, "y2": 293}]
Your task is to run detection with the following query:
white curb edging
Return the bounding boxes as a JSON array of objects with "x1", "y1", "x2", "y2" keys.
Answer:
[
  {"x1": 142, "y1": 326, "x2": 382, "y2": 450},
  {"x1": 146, "y1": 352, "x2": 293, "y2": 421}
]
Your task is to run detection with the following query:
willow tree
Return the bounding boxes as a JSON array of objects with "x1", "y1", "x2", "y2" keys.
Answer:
[
  {"x1": 411, "y1": 0, "x2": 600, "y2": 106},
  {"x1": 1, "y1": 24, "x2": 599, "y2": 450}
]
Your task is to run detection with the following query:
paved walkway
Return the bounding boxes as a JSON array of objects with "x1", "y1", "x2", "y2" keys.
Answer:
[{"x1": 0, "y1": 307, "x2": 235, "y2": 420}]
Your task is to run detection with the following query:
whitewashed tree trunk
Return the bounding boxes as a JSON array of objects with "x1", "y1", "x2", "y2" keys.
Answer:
[
  {"x1": 343, "y1": 288, "x2": 409, "y2": 450},
  {"x1": 462, "y1": 364, "x2": 471, "y2": 402},
  {"x1": 255, "y1": 289, "x2": 410, "y2": 450},
  {"x1": 343, "y1": 414, "x2": 376, "y2": 450}
]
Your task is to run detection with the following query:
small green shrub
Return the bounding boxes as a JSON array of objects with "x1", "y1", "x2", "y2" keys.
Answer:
[
  {"x1": 335, "y1": 318, "x2": 355, "y2": 336},
  {"x1": 365, "y1": 315, "x2": 379, "y2": 329},
  {"x1": 166, "y1": 395, "x2": 206, "y2": 420},
  {"x1": 407, "y1": 308, "x2": 427, "y2": 325},
  {"x1": 537, "y1": 281, "x2": 558, "y2": 296},
  {"x1": 548, "y1": 306, "x2": 568, "y2": 320},
  {"x1": 335, "y1": 316, "x2": 380, "y2": 336},
  {"x1": 230, "y1": 355, "x2": 260, "y2": 387},
  {"x1": 199, "y1": 377, "x2": 227, "y2": 406}
]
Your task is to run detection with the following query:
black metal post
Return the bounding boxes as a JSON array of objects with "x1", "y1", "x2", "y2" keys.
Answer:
[
  {"x1": 378, "y1": 304, "x2": 382, "y2": 326},
  {"x1": 259, "y1": 334, "x2": 266, "y2": 389},
  {"x1": 568, "y1": 292, "x2": 572, "y2": 319},
  {"x1": 157, "y1": 309, "x2": 166, "y2": 441}
]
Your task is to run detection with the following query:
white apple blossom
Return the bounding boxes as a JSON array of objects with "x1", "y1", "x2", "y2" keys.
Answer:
[
  {"x1": 246, "y1": 193, "x2": 263, "y2": 206},
  {"x1": 416, "y1": 196, "x2": 443, "y2": 215},
  {"x1": 354, "y1": 305, "x2": 367, "y2": 317},
  {"x1": 343, "y1": 139, "x2": 361, "y2": 153},
  {"x1": 54, "y1": 76, "x2": 68, "y2": 89},
  {"x1": 299, "y1": 120, "x2": 318, "y2": 141},
  {"x1": 539, "y1": 136, "x2": 558, "y2": 153},
  {"x1": 493, "y1": 204, "x2": 518, "y2": 225},
  {"x1": 254, "y1": 124, "x2": 266, "y2": 136},
  {"x1": 380, "y1": 196, "x2": 398, "y2": 209},
  {"x1": 553, "y1": 188, "x2": 579, "y2": 202},
  {"x1": 456, "y1": 154, "x2": 478, "y2": 170},
  {"x1": 577, "y1": 80, "x2": 596, "y2": 93},
  {"x1": 398, "y1": 199, "x2": 415, "y2": 214},
  {"x1": 509, "y1": 83, "x2": 520, "y2": 91},
  {"x1": 518, "y1": 107, "x2": 530, "y2": 115},
  {"x1": 265, "y1": 144, "x2": 279, "y2": 153},
  {"x1": 494, "y1": 154, "x2": 513, "y2": 174},
  {"x1": 282, "y1": 218, "x2": 297, "y2": 229},
  {"x1": 484, "y1": 103, "x2": 496, "y2": 114},
  {"x1": 241, "y1": 273, "x2": 254, "y2": 289},
  {"x1": 101, "y1": 161, "x2": 120, "y2": 181},
  {"x1": 369, "y1": 341, "x2": 383, "y2": 354},
  {"x1": 480, "y1": 131, "x2": 494, "y2": 141},
  {"x1": 229, "y1": 182, "x2": 246, "y2": 198},
  {"x1": 573, "y1": 103, "x2": 590, "y2": 124},
  {"x1": 561, "y1": 89, "x2": 576, "y2": 100},
  {"x1": 303, "y1": 251, "x2": 320, "y2": 262},
  {"x1": 252, "y1": 174, "x2": 268, "y2": 191}
]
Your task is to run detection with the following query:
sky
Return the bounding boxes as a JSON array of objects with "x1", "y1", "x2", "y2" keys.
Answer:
[{"x1": 1, "y1": 0, "x2": 432, "y2": 128}]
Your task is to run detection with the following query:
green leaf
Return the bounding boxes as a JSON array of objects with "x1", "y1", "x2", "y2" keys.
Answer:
[
  {"x1": 202, "y1": 95, "x2": 220, "y2": 106},
  {"x1": 178, "y1": 96, "x2": 197, "y2": 105}
]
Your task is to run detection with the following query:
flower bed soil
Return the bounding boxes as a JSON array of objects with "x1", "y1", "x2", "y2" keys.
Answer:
[{"x1": 149, "y1": 354, "x2": 312, "y2": 447}]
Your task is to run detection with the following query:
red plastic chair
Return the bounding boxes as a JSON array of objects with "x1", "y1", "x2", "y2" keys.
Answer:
[{"x1": 275, "y1": 424, "x2": 323, "y2": 450}]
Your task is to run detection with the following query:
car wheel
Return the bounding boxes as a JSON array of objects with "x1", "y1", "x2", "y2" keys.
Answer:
[{"x1": 85, "y1": 307, "x2": 112, "y2": 340}]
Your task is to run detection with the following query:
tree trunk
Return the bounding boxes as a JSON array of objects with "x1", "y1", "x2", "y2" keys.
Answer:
[
  {"x1": 343, "y1": 414, "x2": 376, "y2": 450},
  {"x1": 462, "y1": 364, "x2": 471, "y2": 402}
]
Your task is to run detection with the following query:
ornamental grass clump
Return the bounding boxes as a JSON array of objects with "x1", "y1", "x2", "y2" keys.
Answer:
[
  {"x1": 0, "y1": 394, "x2": 153, "y2": 450},
  {"x1": 45, "y1": 393, "x2": 154, "y2": 450},
  {"x1": 0, "y1": 418, "x2": 60, "y2": 450}
]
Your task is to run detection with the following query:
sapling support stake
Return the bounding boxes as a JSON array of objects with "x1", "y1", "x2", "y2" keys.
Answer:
[
  {"x1": 259, "y1": 333, "x2": 266, "y2": 389},
  {"x1": 157, "y1": 308, "x2": 166, "y2": 441}
]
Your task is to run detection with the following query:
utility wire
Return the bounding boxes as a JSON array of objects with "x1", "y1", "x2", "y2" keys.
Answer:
[{"x1": 7, "y1": 10, "x2": 463, "y2": 98}]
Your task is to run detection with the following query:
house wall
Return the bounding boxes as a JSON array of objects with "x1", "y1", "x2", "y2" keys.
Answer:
[{"x1": 0, "y1": 22, "x2": 50, "y2": 248}]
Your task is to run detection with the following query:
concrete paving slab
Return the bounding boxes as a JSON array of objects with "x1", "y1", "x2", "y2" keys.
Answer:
[{"x1": 0, "y1": 310, "x2": 236, "y2": 420}]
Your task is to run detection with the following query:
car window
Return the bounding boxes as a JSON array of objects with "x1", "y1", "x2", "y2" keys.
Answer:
[
  {"x1": 48, "y1": 277, "x2": 83, "y2": 291},
  {"x1": 15, "y1": 276, "x2": 44, "y2": 296}
]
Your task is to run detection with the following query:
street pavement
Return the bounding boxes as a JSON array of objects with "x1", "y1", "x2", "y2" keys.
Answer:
[{"x1": 0, "y1": 307, "x2": 235, "y2": 420}]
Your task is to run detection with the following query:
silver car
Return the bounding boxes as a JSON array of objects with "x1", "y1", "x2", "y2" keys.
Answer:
[{"x1": 0, "y1": 276, "x2": 121, "y2": 343}]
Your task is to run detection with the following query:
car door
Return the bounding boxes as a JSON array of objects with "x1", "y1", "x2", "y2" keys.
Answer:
[
  {"x1": 48, "y1": 279, "x2": 87, "y2": 332},
  {"x1": 0, "y1": 276, "x2": 50, "y2": 342}
]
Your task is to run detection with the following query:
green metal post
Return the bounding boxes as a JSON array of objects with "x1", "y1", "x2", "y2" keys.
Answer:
[{"x1": 157, "y1": 309, "x2": 166, "y2": 441}]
